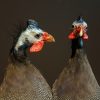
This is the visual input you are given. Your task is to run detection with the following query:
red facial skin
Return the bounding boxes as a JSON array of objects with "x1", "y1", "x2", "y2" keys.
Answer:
[
  {"x1": 68, "y1": 26, "x2": 88, "y2": 40},
  {"x1": 42, "y1": 32, "x2": 49, "y2": 41}
]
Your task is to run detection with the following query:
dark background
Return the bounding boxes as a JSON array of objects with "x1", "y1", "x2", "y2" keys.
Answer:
[{"x1": 0, "y1": 0, "x2": 100, "y2": 86}]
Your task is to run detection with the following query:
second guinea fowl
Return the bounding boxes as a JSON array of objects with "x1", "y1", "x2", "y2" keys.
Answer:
[
  {"x1": 52, "y1": 17, "x2": 100, "y2": 100},
  {"x1": 0, "y1": 19, "x2": 55, "y2": 100}
]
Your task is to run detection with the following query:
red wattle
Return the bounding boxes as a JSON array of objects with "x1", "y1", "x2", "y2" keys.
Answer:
[
  {"x1": 83, "y1": 33, "x2": 88, "y2": 40},
  {"x1": 30, "y1": 41, "x2": 44, "y2": 52},
  {"x1": 68, "y1": 32, "x2": 75, "y2": 39}
]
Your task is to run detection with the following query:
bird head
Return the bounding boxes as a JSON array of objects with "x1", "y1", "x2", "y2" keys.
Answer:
[
  {"x1": 70, "y1": 16, "x2": 88, "y2": 38},
  {"x1": 15, "y1": 19, "x2": 55, "y2": 53}
]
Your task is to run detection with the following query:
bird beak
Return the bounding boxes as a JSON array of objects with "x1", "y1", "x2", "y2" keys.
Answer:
[
  {"x1": 79, "y1": 27, "x2": 83, "y2": 36},
  {"x1": 29, "y1": 32, "x2": 55, "y2": 53},
  {"x1": 42, "y1": 32, "x2": 55, "y2": 42}
]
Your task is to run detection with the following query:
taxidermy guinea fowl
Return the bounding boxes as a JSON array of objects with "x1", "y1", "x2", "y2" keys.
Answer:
[
  {"x1": 0, "y1": 19, "x2": 55, "y2": 100},
  {"x1": 52, "y1": 17, "x2": 100, "y2": 100}
]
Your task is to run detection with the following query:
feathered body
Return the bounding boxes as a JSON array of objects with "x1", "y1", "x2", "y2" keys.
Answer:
[
  {"x1": 0, "y1": 61, "x2": 52, "y2": 100},
  {"x1": 52, "y1": 17, "x2": 100, "y2": 100},
  {"x1": 53, "y1": 50, "x2": 100, "y2": 100}
]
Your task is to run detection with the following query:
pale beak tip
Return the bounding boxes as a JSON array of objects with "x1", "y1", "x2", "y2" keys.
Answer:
[
  {"x1": 52, "y1": 38, "x2": 55, "y2": 42},
  {"x1": 49, "y1": 35, "x2": 55, "y2": 42}
]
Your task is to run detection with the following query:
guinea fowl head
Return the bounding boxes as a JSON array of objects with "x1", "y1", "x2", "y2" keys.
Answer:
[
  {"x1": 68, "y1": 17, "x2": 88, "y2": 57},
  {"x1": 68, "y1": 16, "x2": 88, "y2": 39},
  {"x1": 10, "y1": 19, "x2": 55, "y2": 62}
]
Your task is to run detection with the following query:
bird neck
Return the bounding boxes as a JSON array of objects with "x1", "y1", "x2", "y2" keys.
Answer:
[
  {"x1": 71, "y1": 37, "x2": 83, "y2": 58},
  {"x1": 9, "y1": 44, "x2": 29, "y2": 63}
]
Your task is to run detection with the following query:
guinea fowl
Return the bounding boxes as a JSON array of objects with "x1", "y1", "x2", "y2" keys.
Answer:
[
  {"x1": 52, "y1": 17, "x2": 100, "y2": 100},
  {"x1": 0, "y1": 19, "x2": 55, "y2": 100}
]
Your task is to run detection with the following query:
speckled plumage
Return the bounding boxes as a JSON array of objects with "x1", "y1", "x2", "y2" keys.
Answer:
[
  {"x1": 0, "y1": 59, "x2": 52, "y2": 100},
  {"x1": 52, "y1": 49, "x2": 100, "y2": 100}
]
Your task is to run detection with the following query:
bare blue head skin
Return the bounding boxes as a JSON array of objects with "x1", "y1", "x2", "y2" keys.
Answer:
[
  {"x1": 27, "y1": 19, "x2": 39, "y2": 29},
  {"x1": 10, "y1": 19, "x2": 55, "y2": 62}
]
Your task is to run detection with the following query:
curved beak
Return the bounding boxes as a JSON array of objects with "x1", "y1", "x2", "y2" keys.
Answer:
[{"x1": 42, "y1": 32, "x2": 55, "y2": 42}]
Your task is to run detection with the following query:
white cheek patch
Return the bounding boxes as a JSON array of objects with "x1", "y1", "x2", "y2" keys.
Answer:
[
  {"x1": 15, "y1": 28, "x2": 44, "y2": 51},
  {"x1": 15, "y1": 31, "x2": 28, "y2": 51}
]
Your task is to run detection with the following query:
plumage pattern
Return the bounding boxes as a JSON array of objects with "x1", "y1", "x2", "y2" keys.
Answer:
[
  {"x1": 0, "y1": 60, "x2": 52, "y2": 100},
  {"x1": 52, "y1": 49, "x2": 100, "y2": 100}
]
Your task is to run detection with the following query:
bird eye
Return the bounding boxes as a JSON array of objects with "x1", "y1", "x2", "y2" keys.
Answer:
[
  {"x1": 72, "y1": 25, "x2": 74, "y2": 28},
  {"x1": 35, "y1": 34, "x2": 41, "y2": 39}
]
